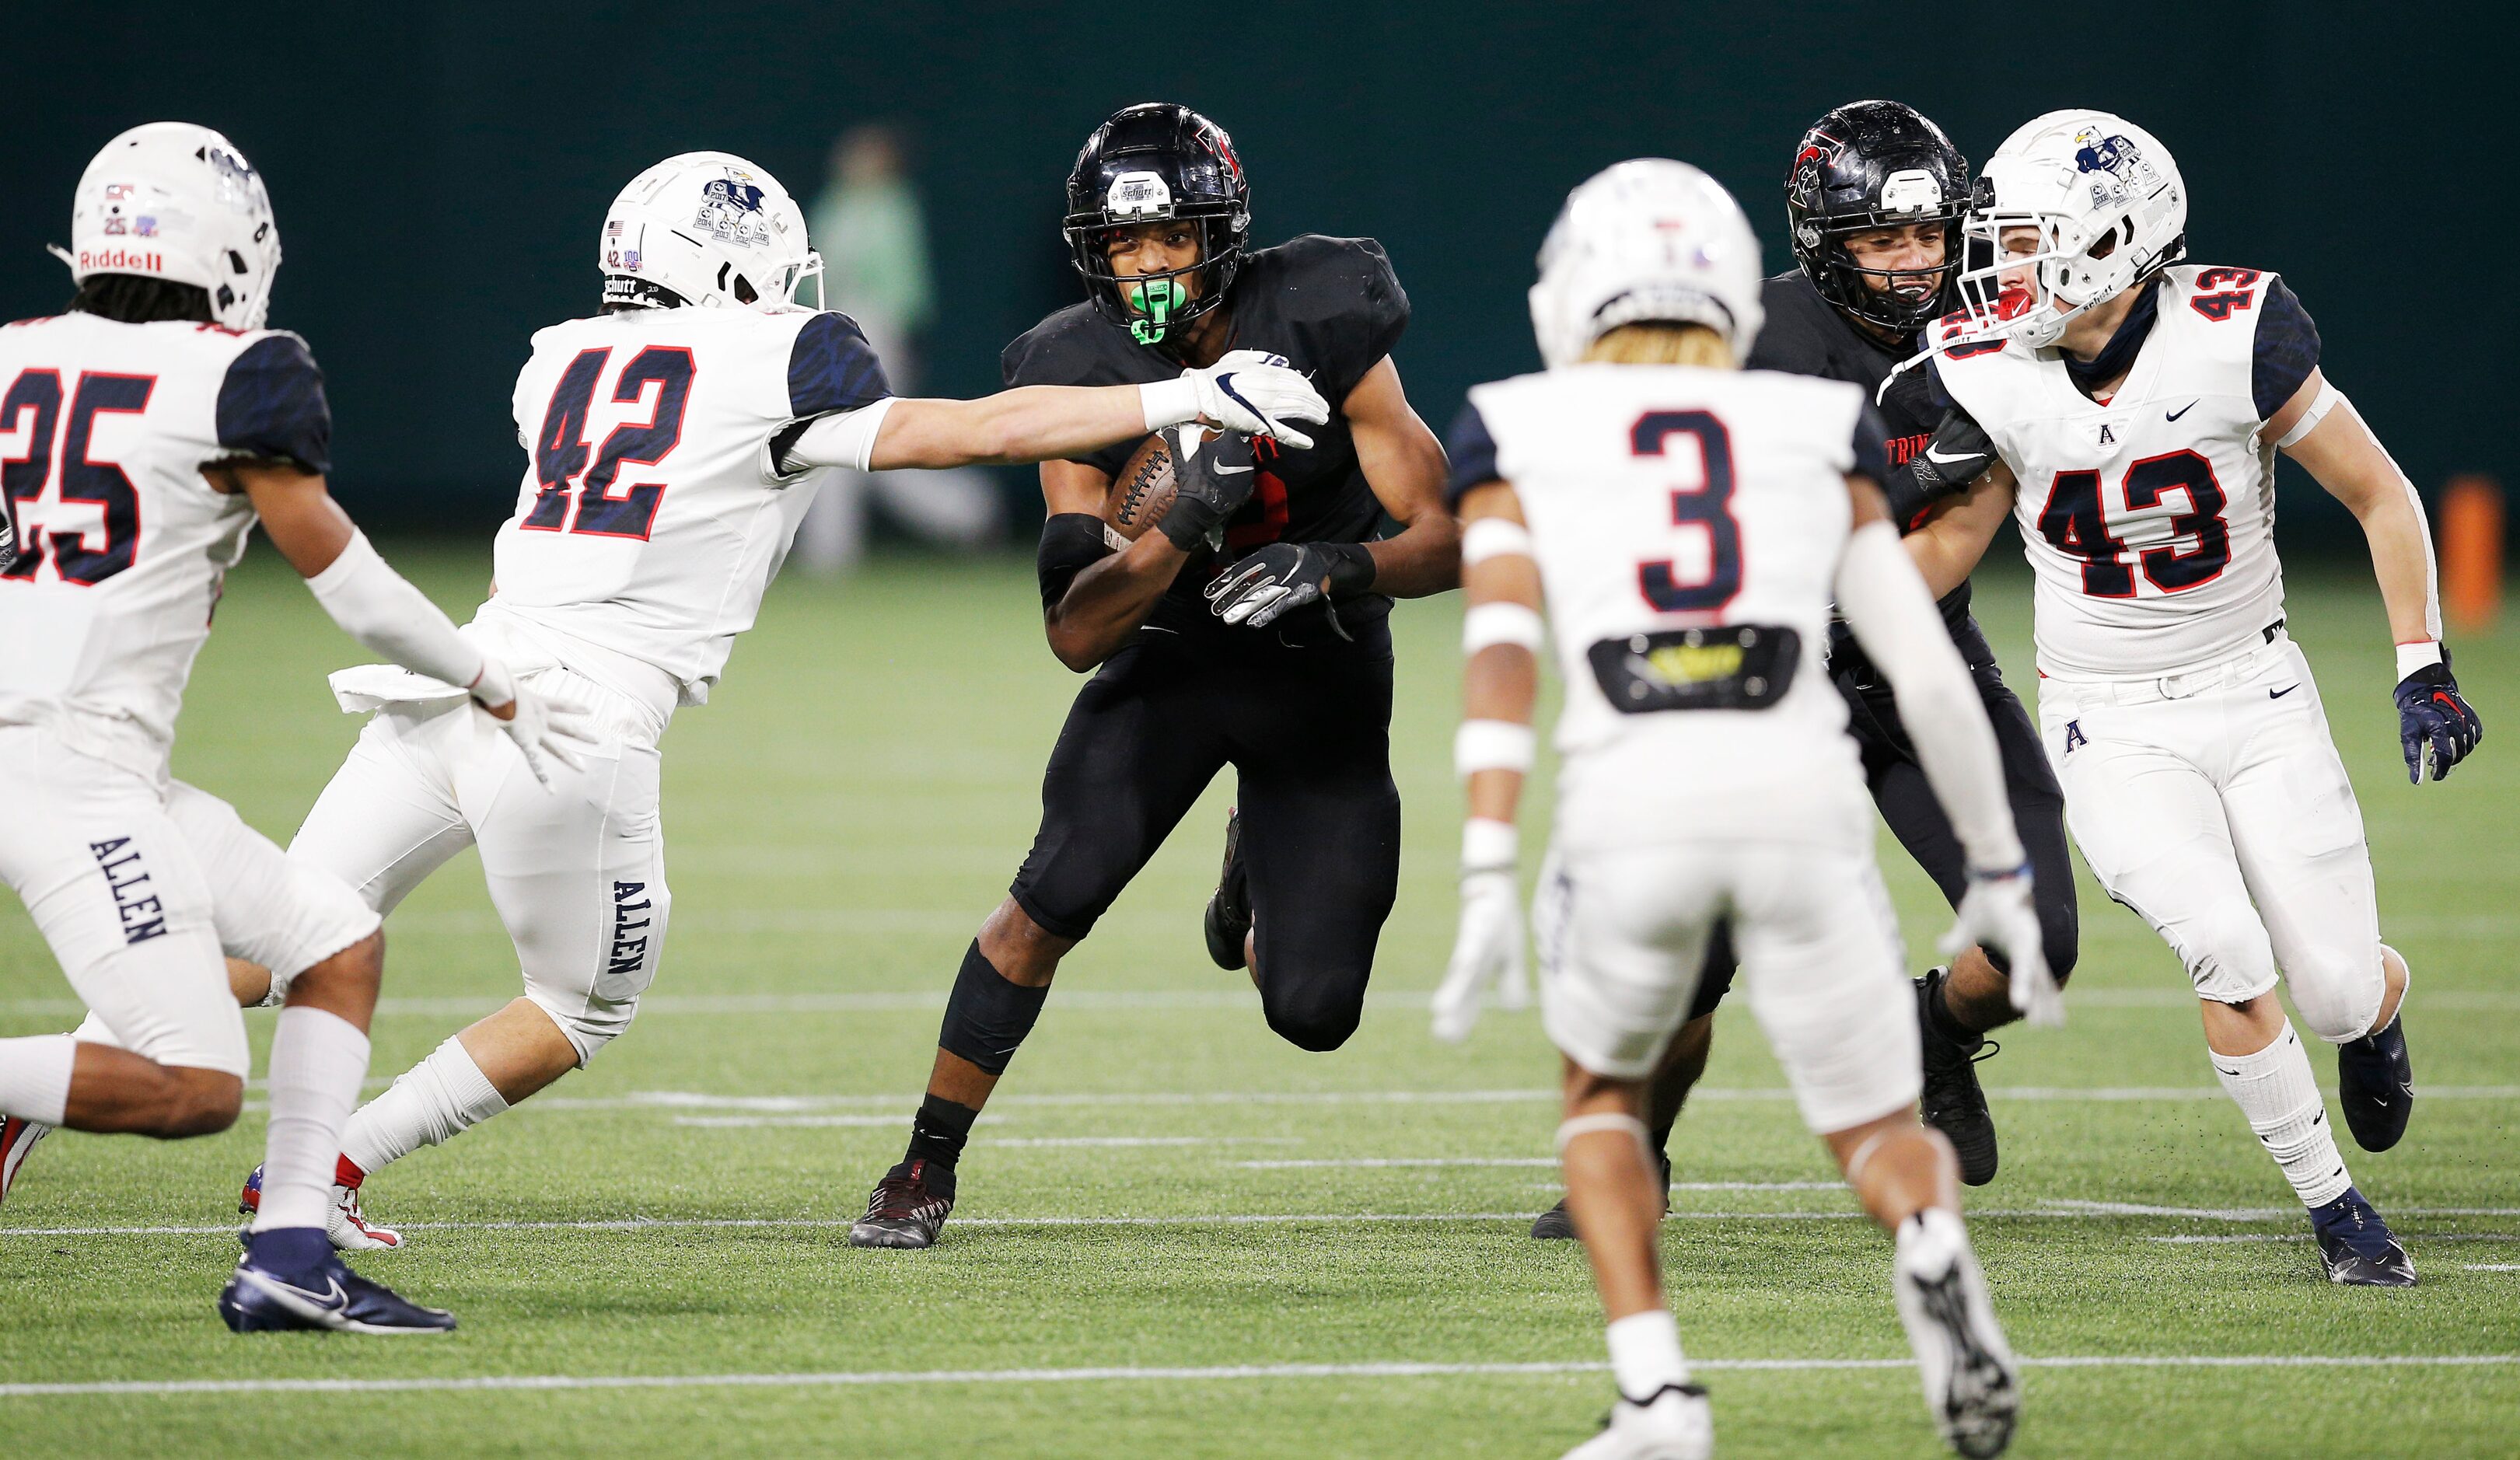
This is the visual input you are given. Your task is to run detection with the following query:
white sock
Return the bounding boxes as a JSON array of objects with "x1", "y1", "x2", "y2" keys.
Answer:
[
  {"x1": 1894, "y1": 1205, "x2": 1969, "y2": 1278},
  {"x1": 341, "y1": 1034, "x2": 509, "y2": 1178},
  {"x1": 1606, "y1": 1308, "x2": 1690, "y2": 1401},
  {"x1": 2211, "y1": 1021, "x2": 2352, "y2": 1209},
  {"x1": 253, "y1": 1007, "x2": 372, "y2": 1233},
  {"x1": 0, "y1": 1035, "x2": 77, "y2": 1126}
]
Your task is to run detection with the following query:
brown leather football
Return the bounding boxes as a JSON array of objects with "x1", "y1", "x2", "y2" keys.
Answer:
[{"x1": 1102, "y1": 431, "x2": 1180, "y2": 543}]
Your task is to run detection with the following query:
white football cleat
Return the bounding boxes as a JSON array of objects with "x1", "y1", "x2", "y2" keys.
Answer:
[
  {"x1": 239, "y1": 1158, "x2": 404, "y2": 1252},
  {"x1": 1, "y1": 1116, "x2": 51, "y2": 1206},
  {"x1": 1561, "y1": 1382, "x2": 1714, "y2": 1460},
  {"x1": 1893, "y1": 1207, "x2": 2020, "y2": 1458}
]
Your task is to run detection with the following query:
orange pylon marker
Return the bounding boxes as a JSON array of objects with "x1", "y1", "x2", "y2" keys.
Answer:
[{"x1": 2440, "y1": 474, "x2": 2503, "y2": 634}]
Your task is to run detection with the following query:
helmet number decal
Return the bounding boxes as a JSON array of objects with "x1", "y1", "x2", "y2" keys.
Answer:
[
  {"x1": 1630, "y1": 410, "x2": 1742, "y2": 613},
  {"x1": 522, "y1": 346, "x2": 695, "y2": 541}
]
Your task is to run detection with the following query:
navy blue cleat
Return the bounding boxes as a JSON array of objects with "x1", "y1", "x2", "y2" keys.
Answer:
[
  {"x1": 218, "y1": 1228, "x2": 456, "y2": 1335},
  {"x1": 2336, "y1": 1011, "x2": 2415, "y2": 1152},
  {"x1": 2310, "y1": 1188, "x2": 2417, "y2": 1287}
]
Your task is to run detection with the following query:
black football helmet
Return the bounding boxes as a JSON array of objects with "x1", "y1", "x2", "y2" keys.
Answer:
[
  {"x1": 1785, "y1": 100, "x2": 1970, "y2": 334},
  {"x1": 1063, "y1": 103, "x2": 1250, "y2": 347}
]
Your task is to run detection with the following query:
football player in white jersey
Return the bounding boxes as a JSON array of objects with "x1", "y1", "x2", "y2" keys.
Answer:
[
  {"x1": 211, "y1": 151, "x2": 1329, "y2": 1249},
  {"x1": 1903, "y1": 111, "x2": 2481, "y2": 1287},
  {"x1": 0, "y1": 124, "x2": 593, "y2": 1333},
  {"x1": 1442, "y1": 160, "x2": 2060, "y2": 1460}
]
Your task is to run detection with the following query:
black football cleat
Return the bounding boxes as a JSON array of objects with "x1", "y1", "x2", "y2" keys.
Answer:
[
  {"x1": 1917, "y1": 969, "x2": 2000, "y2": 1187},
  {"x1": 2311, "y1": 1187, "x2": 2417, "y2": 1287},
  {"x1": 2335, "y1": 1011, "x2": 2415, "y2": 1152},
  {"x1": 1202, "y1": 808, "x2": 1252, "y2": 971},
  {"x1": 0, "y1": 1116, "x2": 49, "y2": 1207},
  {"x1": 1530, "y1": 1154, "x2": 1672, "y2": 1240},
  {"x1": 218, "y1": 1231, "x2": 456, "y2": 1335},
  {"x1": 848, "y1": 1158, "x2": 956, "y2": 1249}
]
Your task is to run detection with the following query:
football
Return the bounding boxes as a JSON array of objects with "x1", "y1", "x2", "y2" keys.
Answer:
[{"x1": 1102, "y1": 426, "x2": 1213, "y2": 544}]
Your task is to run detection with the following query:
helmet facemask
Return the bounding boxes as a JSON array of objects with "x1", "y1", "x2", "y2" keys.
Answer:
[
  {"x1": 1066, "y1": 204, "x2": 1244, "y2": 346},
  {"x1": 1952, "y1": 202, "x2": 2149, "y2": 350}
]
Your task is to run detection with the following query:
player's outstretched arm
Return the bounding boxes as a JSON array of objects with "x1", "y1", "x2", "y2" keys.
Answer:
[
  {"x1": 2271, "y1": 368, "x2": 2483, "y2": 782},
  {"x1": 220, "y1": 461, "x2": 595, "y2": 786},
  {"x1": 1430, "y1": 479, "x2": 1542, "y2": 1043},
  {"x1": 1836, "y1": 477, "x2": 2060, "y2": 1025},
  {"x1": 1901, "y1": 462, "x2": 2015, "y2": 599},
  {"x1": 783, "y1": 352, "x2": 1329, "y2": 473}
]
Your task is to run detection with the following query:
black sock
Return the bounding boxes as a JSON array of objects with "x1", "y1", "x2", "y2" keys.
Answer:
[
  {"x1": 904, "y1": 1092, "x2": 979, "y2": 1169},
  {"x1": 1927, "y1": 976, "x2": 1983, "y2": 1047}
]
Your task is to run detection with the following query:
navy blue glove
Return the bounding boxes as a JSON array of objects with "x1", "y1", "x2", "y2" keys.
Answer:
[{"x1": 2395, "y1": 658, "x2": 2483, "y2": 784}]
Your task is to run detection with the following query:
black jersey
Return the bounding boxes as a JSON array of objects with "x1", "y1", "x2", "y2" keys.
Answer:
[
  {"x1": 1002, "y1": 235, "x2": 1408, "y2": 624},
  {"x1": 1746, "y1": 269, "x2": 1973, "y2": 639}
]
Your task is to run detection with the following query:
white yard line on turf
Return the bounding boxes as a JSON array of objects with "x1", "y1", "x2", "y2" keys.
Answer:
[
  {"x1": 2, "y1": 1353, "x2": 2514, "y2": 1399},
  {"x1": 2155, "y1": 1233, "x2": 2518, "y2": 1245},
  {"x1": 16, "y1": 1203, "x2": 2520, "y2": 1241},
  {"x1": 2466, "y1": 1264, "x2": 2520, "y2": 1271}
]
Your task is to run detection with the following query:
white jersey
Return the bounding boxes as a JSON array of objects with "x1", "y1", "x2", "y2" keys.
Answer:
[
  {"x1": 1458, "y1": 363, "x2": 1881, "y2": 841},
  {"x1": 0, "y1": 312, "x2": 334, "y2": 775},
  {"x1": 480, "y1": 305, "x2": 890, "y2": 707},
  {"x1": 1931, "y1": 264, "x2": 2316, "y2": 679}
]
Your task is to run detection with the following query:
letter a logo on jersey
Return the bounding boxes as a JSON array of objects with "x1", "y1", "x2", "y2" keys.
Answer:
[
  {"x1": 2098, "y1": 423, "x2": 2116, "y2": 445},
  {"x1": 2063, "y1": 720, "x2": 2088, "y2": 754}
]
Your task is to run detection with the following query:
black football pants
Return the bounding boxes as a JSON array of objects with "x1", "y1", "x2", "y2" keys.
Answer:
[
  {"x1": 1683, "y1": 613, "x2": 2079, "y2": 1020},
  {"x1": 1007, "y1": 612, "x2": 1401, "y2": 1053}
]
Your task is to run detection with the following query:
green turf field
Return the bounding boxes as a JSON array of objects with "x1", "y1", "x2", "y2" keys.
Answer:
[{"x1": 2, "y1": 544, "x2": 2514, "y2": 1458}]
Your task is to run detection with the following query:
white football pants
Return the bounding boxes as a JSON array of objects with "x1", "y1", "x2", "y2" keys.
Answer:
[
  {"x1": 2036, "y1": 634, "x2": 2385, "y2": 1043},
  {"x1": 285, "y1": 665, "x2": 669, "y2": 1064}
]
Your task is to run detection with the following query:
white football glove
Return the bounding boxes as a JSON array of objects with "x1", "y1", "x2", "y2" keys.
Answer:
[
  {"x1": 1942, "y1": 864, "x2": 2064, "y2": 1028},
  {"x1": 1183, "y1": 350, "x2": 1329, "y2": 450},
  {"x1": 468, "y1": 655, "x2": 599, "y2": 790},
  {"x1": 1431, "y1": 819, "x2": 1527, "y2": 1043}
]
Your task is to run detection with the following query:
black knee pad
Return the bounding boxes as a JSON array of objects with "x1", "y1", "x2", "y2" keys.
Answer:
[
  {"x1": 935, "y1": 941, "x2": 1049, "y2": 1076},
  {"x1": 1261, "y1": 978, "x2": 1365, "y2": 1053}
]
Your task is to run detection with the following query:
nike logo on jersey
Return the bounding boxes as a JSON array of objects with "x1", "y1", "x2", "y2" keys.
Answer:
[
  {"x1": 2166, "y1": 400, "x2": 2199, "y2": 421},
  {"x1": 2270, "y1": 684, "x2": 2300, "y2": 699},
  {"x1": 1211, "y1": 464, "x2": 1253, "y2": 475}
]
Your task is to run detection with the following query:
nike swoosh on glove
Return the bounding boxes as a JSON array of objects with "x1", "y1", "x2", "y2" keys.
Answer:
[
  {"x1": 1185, "y1": 351, "x2": 1330, "y2": 450},
  {"x1": 1943, "y1": 864, "x2": 2064, "y2": 1027},
  {"x1": 1204, "y1": 541, "x2": 1375, "y2": 628},
  {"x1": 2396, "y1": 660, "x2": 2483, "y2": 784},
  {"x1": 469, "y1": 655, "x2": 600, "y2": 789},
  {"x1": 1907, "y1": 407, "x2": 1997, "y2": 500},
  {"x1": 1158, "y1": 431, "x2": 1261, "y2": 551}
]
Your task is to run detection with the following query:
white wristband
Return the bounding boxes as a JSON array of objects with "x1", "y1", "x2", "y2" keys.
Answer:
[
  {"x1": 1138, "y1": 376, "x2": 1200, "y2": 432},
  {"x1": 1461, "y1": 817, "x2": 1518, "y2": 872},
  {"x1": 1463, "y1": 602, "x2": 1547, "y2": 655},
  {"x1": 1455, "y1": 718, "x2": 1536, "y2": 777},
  {"x1": 2274, "y1": 381, "x2": 2343, "y2": 449},
  {"x1": 2396, "y1": 640, "x2": 2445, "y2": 679},
  {"x1": 1460, "y1": 517, "x2": 1534, "y2": 565}
]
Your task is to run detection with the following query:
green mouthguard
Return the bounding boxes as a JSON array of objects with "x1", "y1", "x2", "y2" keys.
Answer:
[{"x1": 1127, "y1": 277, "x2": 1189, "y2": 344}]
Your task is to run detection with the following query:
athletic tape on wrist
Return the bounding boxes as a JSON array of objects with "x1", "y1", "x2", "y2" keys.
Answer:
[
  {"x1": 1460, "y1": 817, "x2": 1519, "y2": 872},
  {"x1": 1461, "y1": 517, "x2": 1534, "y2": 566},
  {"x1": 1554, "y1": 1112, "x2": 1651, "y2": 1157},
  {"x1": 1138, "y1": 376, "x2": 1200, "y2": 432},
  {"x1": 1463, "y1": 602, "x2": 1546, "y2": 655},
  {"x1": 1454, "y1": 719, "x2": 1536, "y2": 777},
  {"x1": 2395, "y1": 640, "x2": 2445, "y2": 679},
  {"x1": 2274, "y1": 382, "x2": 2342, "y2": 449}
]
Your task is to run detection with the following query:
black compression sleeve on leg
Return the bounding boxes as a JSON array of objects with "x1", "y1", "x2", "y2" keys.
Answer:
[
  {"x1": 1038, "y1": 512, "x2": 1112, "y2": 611},
  {"x1": 936, "y1": 940, "x2": 1050, "y2": 1075}
]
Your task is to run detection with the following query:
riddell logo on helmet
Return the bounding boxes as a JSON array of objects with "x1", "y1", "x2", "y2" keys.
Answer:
[{"x1": 78, "y1": 248, "x2": 166, "y2": 273}]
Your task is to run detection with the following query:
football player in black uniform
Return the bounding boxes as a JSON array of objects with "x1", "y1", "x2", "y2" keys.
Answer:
[
  {"x1": 850, "y1": 103, "x2": 1457, "y2": 1249},
  {"x1": 1529, "y1": 101, "x2": 2079, "y2": 1239}
]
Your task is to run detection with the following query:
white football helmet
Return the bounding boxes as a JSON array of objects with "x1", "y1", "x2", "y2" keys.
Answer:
[
  {"x1": 1950, "y1": 110, "x2": 2187, "y2": 349},
  {"x1": 1529, "y1": 159, "x2": 1764, "y2": 368},
  {"x1": 600, "y1": 152, "x2": 822, "y2": 312},
  {"x1": 58, "y1": 122, "x2": 281, "y2": 330}
]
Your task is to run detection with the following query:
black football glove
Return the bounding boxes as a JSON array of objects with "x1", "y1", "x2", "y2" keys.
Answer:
[
  {"x1": 1158, "y1": 431, "x2": 1259, "y2": 551},
  {"x1": 1205, "y1": 541, "x2": 1375, "y2": 629},
  {"x1": 1907, "y1": 407, "x2": 1997, "y2": 501},
  {"x1": 2395, "y1": 658, "x2": 2483, "y2": 784},
  {"x1": 0, "y1": 506, "x2": 15, "y2": 576}
]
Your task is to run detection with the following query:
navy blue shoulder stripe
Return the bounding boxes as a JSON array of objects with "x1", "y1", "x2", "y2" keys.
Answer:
[
  {"x1": 2251, "y1": 278, "x2": 2320, "y2": 421},
  {"x1": 789, "y1": 311, "x2": 893, "y2": 418},
  {"x1": 215, "y1": 332, "x2": 331, "y2": 477},
  {"x1": 1443, "y1": 400, "x2": 1501, "y2": 508}
]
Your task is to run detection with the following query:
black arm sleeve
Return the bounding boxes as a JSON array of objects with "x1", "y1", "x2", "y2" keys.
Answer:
[
  {"x1": 1442, "y1": 401, "x2": 1501, "y2": 509},
  {"x1": 215, "y1": 333, "x2": 332, "y2": 476},
  {"x1": 1037, "y1": 512, "x2": 1112, "y2": 610}
]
